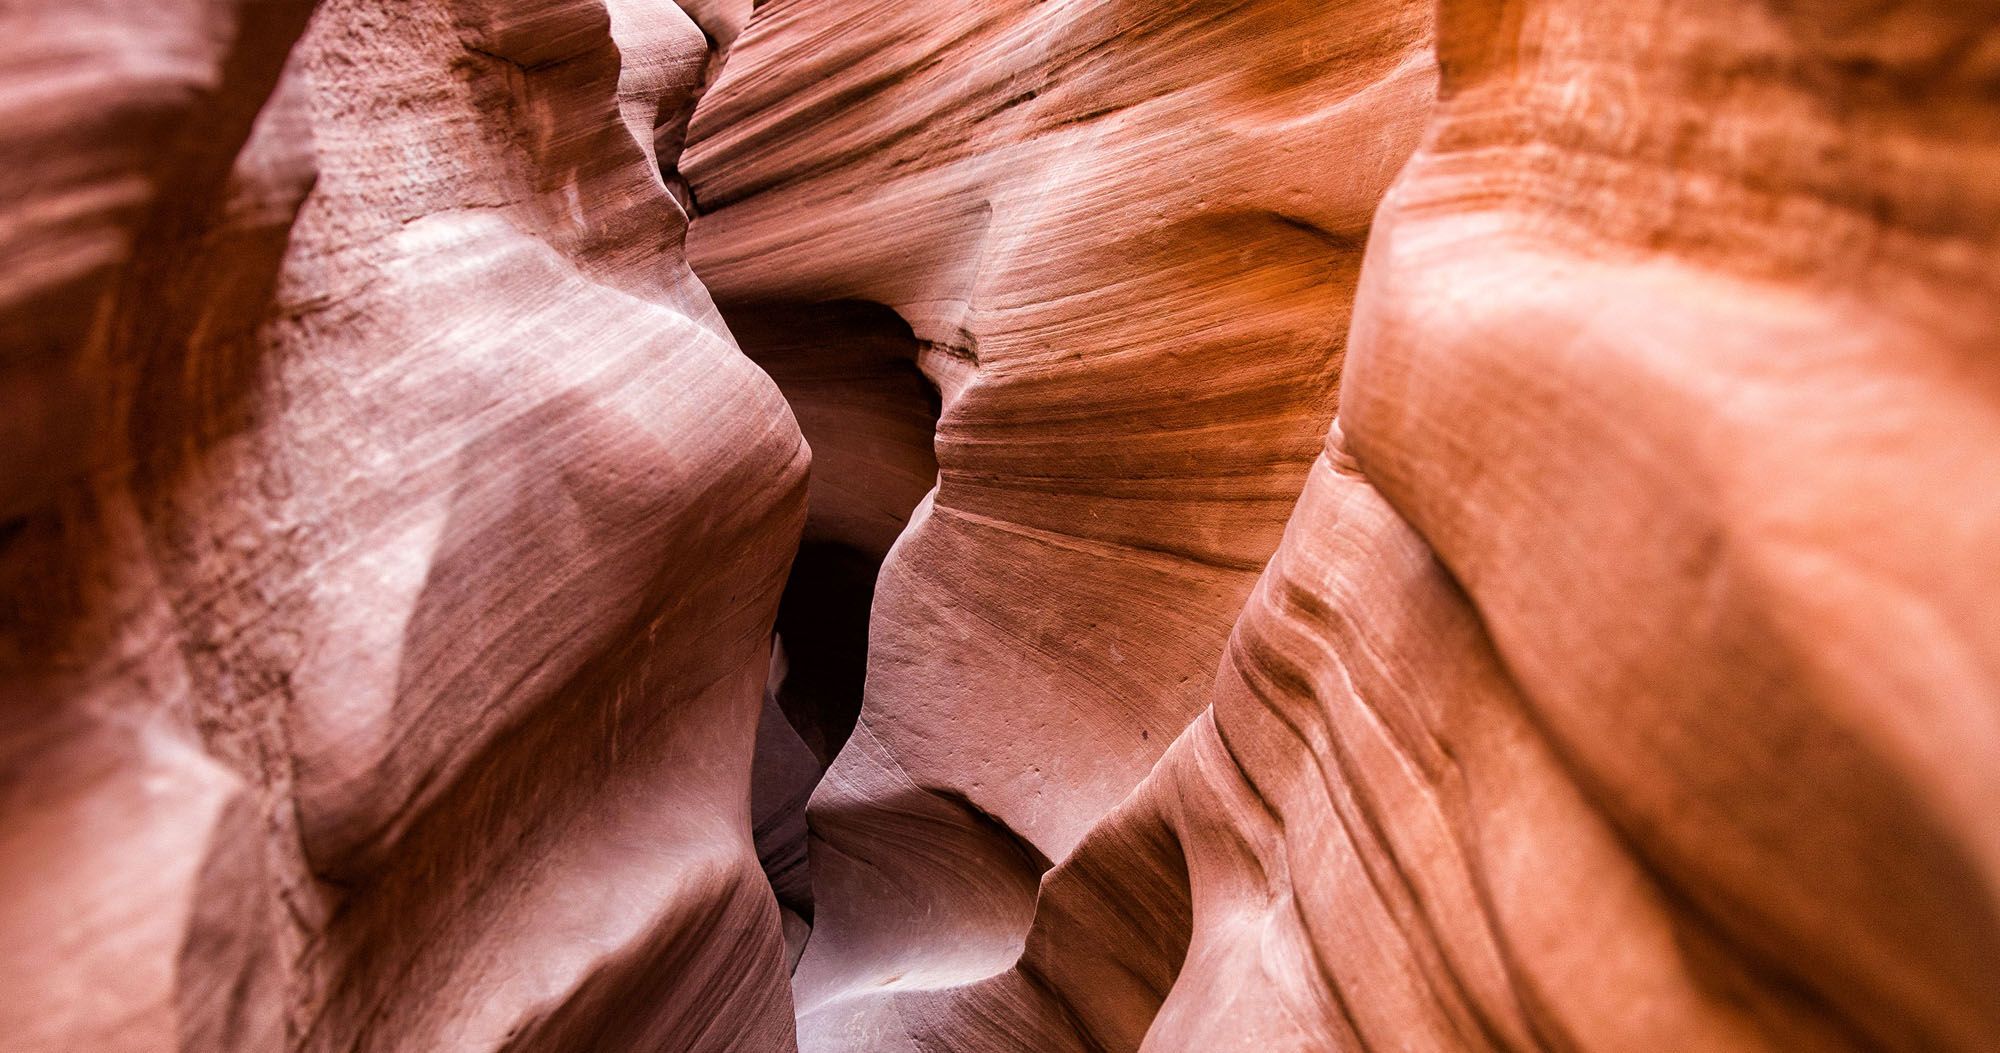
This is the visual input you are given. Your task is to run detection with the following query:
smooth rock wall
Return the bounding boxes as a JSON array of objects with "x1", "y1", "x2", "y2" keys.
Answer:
[
  {"x1": 682, "y1": 0, "x2": 1437, "y2": 1046},
  {"x1": 1335, "y1": 1, "x2": 2000, "y2": 1045},
  {"x1": 1, "y1": 1, "x2": 808, "y2": 1049},
  {"x1": 0, "y1": 4, "x2": 319, "y2": 1048},
  {"x1": 3, "y1": 0, "x2": 1996, "y2": 1050},
  {"x1": 686, "y1": 0, "x2": 2000, "y2": 1050}
]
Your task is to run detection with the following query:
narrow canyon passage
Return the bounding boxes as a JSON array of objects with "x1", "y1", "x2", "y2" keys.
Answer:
[
  {"x1": 3, "y1": 1, "x2": 1998, "y2": 1052},
  {"x1": 726, "y1": 298, "x2": 942, "y2": 960}
]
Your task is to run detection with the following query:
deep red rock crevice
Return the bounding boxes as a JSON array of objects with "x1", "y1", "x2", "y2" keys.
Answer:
[{"x1": 4, "y1": 0, "x2": 1999, "y2": 1050}]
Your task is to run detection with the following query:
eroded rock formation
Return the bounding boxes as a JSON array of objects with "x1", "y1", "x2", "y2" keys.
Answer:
[
  {"x1": 3, "y1": 0, "x2": 1997, "y2": 1051},
  {"x1": 688, "y1": 0, "x2": 2000, "y2": 1050},
  {"x1": 682, "y1": 4, "x2": 1436, "y2": 1043},
  {"x1": 3, "y1": 0, "x2": 802, "y2": 1049}
]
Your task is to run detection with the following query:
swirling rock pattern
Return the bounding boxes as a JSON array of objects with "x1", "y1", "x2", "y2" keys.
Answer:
[
  {"x1": 2, "y1": 0, "x2": 806, "y2": 1049},
  {"x1": 1332, "y1": 1, "x2": 2000, "y2": 1046},
  {"x1": 4, "y1": 0, "x2": 1998, "y2": 1050},
  {"x1": 682, "y1": 0, "x2": 1436, "y2": 1047},
  {"x1": 0, "y1": 3, "x2": 319, "y2": 1048},
  {"x1": 687, "y1": 0, "x2": 2000, "y2": 1050}
]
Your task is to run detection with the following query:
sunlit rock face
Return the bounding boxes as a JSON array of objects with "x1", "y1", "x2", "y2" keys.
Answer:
[
  {"x1": 1328, "y1": 1, "x2": 2000, "y2": 1047},
  {"x1": 4, "y1": 0, "x2": 1998, "y2": 1051},
  {"x1": 688, "y1": 0, "x2": 2000, "y2": 1050},
  {"x1": 681, "y1": 0, "x2": 1437, "y2": 1047},
  {"x1": 1, "y1": 1, "x2": 806, "y2": 1050}
]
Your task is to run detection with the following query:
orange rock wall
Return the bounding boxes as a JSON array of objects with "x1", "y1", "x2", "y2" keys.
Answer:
[
  {"x1": 2, "y1": 1, "x2": 804, "y2": 1049},
  {"x1": 683, "y1": 4, "x2": 1435, "y2": 1042},
  {"x1": 2, "y1": 0, "x2": 1996, "y2": 1051},
  {"x1": 688, "y1": 0, "x2": 2000, "y2": 1050}
]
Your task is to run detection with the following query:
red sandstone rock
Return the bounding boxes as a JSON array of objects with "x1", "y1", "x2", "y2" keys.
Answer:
[
  {"x1": 2, "y1": 1, "x2": 806, "y2": 1049},
  {"x1": 687, "y1": 0, "x2": 2000, "y2": 1050},
  {"x1": 1333, "y1": 3, "x2": 2000, "y2": 1046},
  {"x1": 682, "y1": 0, "x2": 1436, "y2": 1047},
  {"x1": 5, "y1": 0, "x2": 1998, "y2": 1050},
  {"x1": 0, "y1": 5, "x2": 318, "y2": 1048}
]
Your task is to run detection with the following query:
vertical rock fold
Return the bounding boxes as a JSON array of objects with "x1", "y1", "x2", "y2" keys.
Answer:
[{"x1": 2, "y1": 0, "x2": 1996, "y2": 1051}]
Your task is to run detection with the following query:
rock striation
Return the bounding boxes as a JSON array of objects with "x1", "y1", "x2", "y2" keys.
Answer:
[
  {"x1": 682, "y1": 2, "x2": 1436, "y2": 1045},
  {"x1": 687, "y1": 0, "x2": 2000, "y2": 1050},
  {"x1": 3, "y1": 0, "x2": 805, "y2": 1049},
  {"x1": 3, "y1": 0, "x2": 1998, "y2": 1051},
  {"x1": 1328, "y1": 2, "x2": 2000, "y2": 1046}
]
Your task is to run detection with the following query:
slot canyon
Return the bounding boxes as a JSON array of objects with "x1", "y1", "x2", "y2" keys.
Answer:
[{"x1": 2, "y1": 0, "x2": 1996, "y2": 1050}]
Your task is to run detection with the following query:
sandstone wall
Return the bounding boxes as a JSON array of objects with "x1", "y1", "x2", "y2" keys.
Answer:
[
  {"x1": 2, "y1": 0, "x2": 1995, "y2": 1050},
  {"x1": 1, "y1": 1, "x2": 806, "y2": 1049},
  {"x1": 687, "y1": 0, "x2": 2000, "y2": 1050}
]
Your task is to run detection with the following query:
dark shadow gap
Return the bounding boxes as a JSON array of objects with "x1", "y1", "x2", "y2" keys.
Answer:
[{"x1": 729, "y1": 299, "x2": 941, "y2": 953}]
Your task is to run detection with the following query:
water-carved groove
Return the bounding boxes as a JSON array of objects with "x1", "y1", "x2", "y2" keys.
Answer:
[{"x1": 3, "y1": 1, "x2": 1997, "y2": 1051}]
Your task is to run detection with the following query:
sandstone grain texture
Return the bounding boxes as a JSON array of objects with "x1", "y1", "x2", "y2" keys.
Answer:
[
  {"x1": 4, "y1": 0, "x2": 1998, "y2": 1051},
  {"x1": 1335, "y1": 3, "x2": 2000, "y2": 1046},
  {"x1": 687, "y1": 0, "x2": 2000, "y2": 1050},
  {"x1": 682, "y1": 0, "x2": 1437, "y2": 1047},
  {"x1": 2, "y1": 1, "x2": 807, "y2": 1049}
]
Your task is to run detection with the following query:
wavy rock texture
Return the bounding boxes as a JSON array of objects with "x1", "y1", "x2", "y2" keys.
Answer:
[
  {"x1": 681, "y1": 0, "x2": 1437, "y2": 1047},
  {"x1": 0, "y1": 4, "x2": 319, "y2": 1049},
  {"x1": 5, "y1": 0, "x2": 1998, "y2": 1050},
  {"x1": 686, "y1": 0, "x2": 2000, "y2": 1051},
  {"x1": 2, "y1": 0, "x2": 806, "y2": 1049},
  {"x1": 1329, "y1": 2, "x2": 2000, "y2": 1047}
]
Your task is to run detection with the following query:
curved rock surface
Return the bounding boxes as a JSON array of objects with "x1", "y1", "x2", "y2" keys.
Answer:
[
  {"x1": 686, "y1": 0, "x2": 2000, "y2": 1050},
  {"x1": 4, "y1": 0, "x2": 1998, "y2": 1051},
  {"x1": 683, "y1": 0, "x2": 1437, "y2": 1046},
  {"x1": 1333, "y1": 2, "x2": 2000, "y2": 1046},
  {"x1": 2, "y1": 0, "x2": 805, "y2": 1049}
]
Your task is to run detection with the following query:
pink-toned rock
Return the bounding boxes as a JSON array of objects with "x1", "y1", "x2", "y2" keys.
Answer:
[
  {"x1": 2, "y1": 1, "x2": 808, "y2": 1049},
  {"x1": 5, "y1": 0, "x2": 1998, "y2": 1049},
  {"x1": 683, "y1": 0, "x2": 1435, "y2": 1046},
  {"x1": 687, "y1": 0, "x2": 2000, "y2": 1050},
  {"x1": 0, "y1": 5, "x2": 317, "y2": 1049}
]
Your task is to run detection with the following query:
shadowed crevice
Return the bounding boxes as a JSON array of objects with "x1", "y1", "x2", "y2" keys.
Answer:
[{"x1": 728, "y1": 299, "x2": 942, "y2": 954}]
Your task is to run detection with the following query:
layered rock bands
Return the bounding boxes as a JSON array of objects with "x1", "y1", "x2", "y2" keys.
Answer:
[{"x1": 2, "y1": 0, "x2": 1995, "y2": 1051}]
